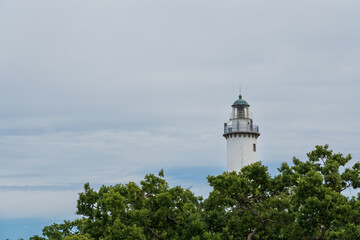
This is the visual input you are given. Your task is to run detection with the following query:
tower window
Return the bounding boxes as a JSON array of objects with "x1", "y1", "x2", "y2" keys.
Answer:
[{"x1": 253, "y1": 144, "x2": 256, "y2": 152}]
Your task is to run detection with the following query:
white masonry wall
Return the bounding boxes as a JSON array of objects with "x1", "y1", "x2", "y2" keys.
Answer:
[{"x1": 227, "y1": 134, "x2": 257, "y2": 172}]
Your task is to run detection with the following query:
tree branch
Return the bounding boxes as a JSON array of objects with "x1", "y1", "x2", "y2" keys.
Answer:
[
  {"x1": 146, "y1": 227, "x2": 164, "y2": 240},
  {"x1": 167, "y1": 215, "x2": 178, "y2": 224},
  {"x1": 247, "y1": 204, "x2": 265, "y2": 227},
  {"x1": 247, "y1": 228, "x2": 258, "y2": 240},
  {"x1": 317, "y1": 226, "x2": 328, "y2": 240}
]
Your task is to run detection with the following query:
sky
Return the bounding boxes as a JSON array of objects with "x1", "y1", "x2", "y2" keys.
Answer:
[{"x1": 0, "y1": 0, "x2": 360, "y2": 239}]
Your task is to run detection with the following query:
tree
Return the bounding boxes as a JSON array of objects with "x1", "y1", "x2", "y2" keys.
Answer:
[
  {"x1": 33, "y1": 145, "x2": 360, "y2": 239},
  {"x1": 203, "y1": 145, "x2": 360, "y2": 240},
  {"x1": 204, "y1": 162, "x2": 292, "y2": 239}
]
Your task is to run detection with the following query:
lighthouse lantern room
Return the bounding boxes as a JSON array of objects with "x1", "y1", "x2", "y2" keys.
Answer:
[{"x1": 223, "y1": 95, "x2": 260, "y2": 172}]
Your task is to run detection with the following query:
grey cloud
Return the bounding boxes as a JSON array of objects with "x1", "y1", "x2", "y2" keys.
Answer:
[
  {"x1": 0, "y1": 0, "x2": 359, "y2": 219},
  {"x1": 0, "y1": 130, "x2": 223, "y2": 187}
]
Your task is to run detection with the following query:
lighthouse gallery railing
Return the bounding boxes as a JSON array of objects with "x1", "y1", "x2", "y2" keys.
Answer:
[{"x1": 224, "y1": 124, "x2": 259, "y2": 134}]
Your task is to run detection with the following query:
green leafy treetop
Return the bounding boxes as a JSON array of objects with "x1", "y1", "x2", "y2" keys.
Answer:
[{"x1": 31, "y1": 145, "x2": 360, "y2": 240}]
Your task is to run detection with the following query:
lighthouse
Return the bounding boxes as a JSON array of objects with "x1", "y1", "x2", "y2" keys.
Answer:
[{"x1": 223, "y1": 95, "x2": 260, "y2": 172}]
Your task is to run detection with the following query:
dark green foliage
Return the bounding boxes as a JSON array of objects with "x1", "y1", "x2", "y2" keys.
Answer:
[{"x1": 33, "y1": 145, "x2": 360, "y2": 240}]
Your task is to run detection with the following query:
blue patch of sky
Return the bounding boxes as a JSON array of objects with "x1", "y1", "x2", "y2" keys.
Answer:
[{"x1": 0, "y1": 218, "x2": 58, "y2": 240}]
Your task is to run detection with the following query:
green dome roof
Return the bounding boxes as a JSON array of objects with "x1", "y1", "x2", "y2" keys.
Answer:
[{"x1": 232, "y1": 95, "x2": 250, "y2": 107}]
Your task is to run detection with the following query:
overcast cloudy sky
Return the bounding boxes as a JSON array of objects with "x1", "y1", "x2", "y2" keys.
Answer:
[{"x1": 1, "y1": 0, "x2": 360, "y2": 238}]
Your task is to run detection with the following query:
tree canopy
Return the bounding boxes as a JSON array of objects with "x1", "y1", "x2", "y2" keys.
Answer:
[{"x1": 31, "y1": 145, "x2": 360, "y2": 240}]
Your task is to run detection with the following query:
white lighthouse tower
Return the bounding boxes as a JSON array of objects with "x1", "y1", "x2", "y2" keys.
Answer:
[{"x1": 223, "y1": 95, "x2": 260, "y2": 172}]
